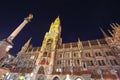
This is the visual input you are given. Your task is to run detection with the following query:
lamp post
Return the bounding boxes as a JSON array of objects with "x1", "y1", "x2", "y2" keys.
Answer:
[
  {"x1": 56, "y1": 67, "x2": 62, "y2": 74},
  {"x1": 65, "y1": 74, "x2": 71, "y2": 80}
]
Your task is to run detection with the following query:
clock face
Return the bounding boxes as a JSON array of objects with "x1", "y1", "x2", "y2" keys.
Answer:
[{"x1": 46, "y1": 38, "x2": 53, "y2": 48}]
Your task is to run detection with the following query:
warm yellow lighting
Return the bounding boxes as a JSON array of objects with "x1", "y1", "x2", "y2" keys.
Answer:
[
  {"x1": 30, "y1": 72, "x2": 33, "y2": 77},
  {"x1": 65, "y1": 74, "x2": 71, "y2": 80},
  {"x1": 27, "y1": 14, "x2": 33, "y2": 20},
  {"x1": 19, "y1": 76, "x2": 24, "y2": 80}
]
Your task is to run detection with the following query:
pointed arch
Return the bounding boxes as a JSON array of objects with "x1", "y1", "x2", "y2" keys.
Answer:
[{"x1": 53, "y1": 76, "x2": 60, "y2": 80}]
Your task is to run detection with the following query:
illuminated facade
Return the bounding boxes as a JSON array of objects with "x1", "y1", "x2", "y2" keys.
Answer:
[
  {"x1": 0, "y1": 14, "x2": 33, "y2": 79},
  {"x1": 6, "y1": 17, "x2": 120, "y2": 80}
]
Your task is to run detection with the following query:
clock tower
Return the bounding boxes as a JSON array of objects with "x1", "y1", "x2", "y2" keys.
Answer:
[
  {"x1": 40, "y1": 16, "x2": 61, "y2": 51},
  {"x1": 32, "y1": 16, "x2": 62, "y2": 80}
]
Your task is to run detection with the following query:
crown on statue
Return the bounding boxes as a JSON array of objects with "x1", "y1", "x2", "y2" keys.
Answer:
[
  {"x1": 28, "y1": 14, "x2": 33, "y2": 20},
  {"x1": 25, "y1": 14, "x2": 33, "y2": 21}
]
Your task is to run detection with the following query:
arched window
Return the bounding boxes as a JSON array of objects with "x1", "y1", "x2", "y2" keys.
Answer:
[
  {"x1": 75, "y1": 77, "x2": 82, "y2": 80},
  {"x1": 53, "y1": 77, "x2": 60, "y2": 80},
  {"x1": 39, "y1": 66, "x2": 44, "y2": 71},
  {"x1": 38, "y1": 66, "x2": 45, "y2": 74}
]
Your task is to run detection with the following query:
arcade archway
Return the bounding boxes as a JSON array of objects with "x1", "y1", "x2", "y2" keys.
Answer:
[
  {"x1": 53, "y1": 76, "x2": 60, "y2": 80},
  {"x1": 75, "y1": 77, "x2": 82, "y2": 80},
  {"x1": 37, "y1": 75, "x2": 44, "y2": 80}
]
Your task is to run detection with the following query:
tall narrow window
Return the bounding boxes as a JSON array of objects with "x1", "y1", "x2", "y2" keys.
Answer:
[
  {"x1": 57, "y1": 60, "x2": 59, "y2": 65},
  {"x1": 114, "y1": 60, "x2": 118, "y2": 65},
  {"x1": 83, "y1": 61, "x2": 86, "y2": 68},
  {"x1": 98, "y1": 60, "x2": 105, "y2": 66},
  {"x1": 86, "y1": 53, "x2": 91, "y2": 57},
  {"x1": 95, "y1": 52, "x2": 102, "y2": 56},
  {"x1": 74, "y1": 53, "x2": 76, "y2": 57},
  {"x1": 90, "y1": 61, "x2": 94, "y2": 66},
  {"x1": 106, "y1": 52, "x2": 109, "y2": 56},
  {"x1": 110, "y1": 60, "x2": 118, "y2": 65},
  {"x1": 68, "y1": 60, "x2": 70, "y2": 65},
  {"x1": 98, "y1": 52, "x2": 102, "y2": 56},
  {"x1": 106, "y1": 51, "x2": 113, "y2": 56},
  {"x1": 101, "y1": 60, "x2": 105, "y2": 65},
  {"x1": 98, "y1": 60, "x2": 101, "y2": 66},
  {"x1": 95, "y1": 52, "x2": 98, "y2": 56},
  {"x1": 60, "y1": 54, "x2": 62, "y2": 57},
  {"x1": 88, "y1": 53, "x2": 91, "y2": 57},
  {"x1": 59, "y1": 60, "x2": 61, "y2": 65},
  {"x1": 110, "y1": 60, "x2": 113, "y2": 65},
  {"x1": 77, "y1": 60, "x2": 79, "y2": 65}
]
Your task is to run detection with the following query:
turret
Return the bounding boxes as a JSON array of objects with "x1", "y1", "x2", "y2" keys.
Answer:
[
  {"x1": 21, "y1": 38, "x2": 32, "y2": 52},
  {"x1": 100, "y1": 27, "x2": 113, "y2": 45},
  {"x1": 100, "y1": 27, "x2": 108, "y2": 38}
]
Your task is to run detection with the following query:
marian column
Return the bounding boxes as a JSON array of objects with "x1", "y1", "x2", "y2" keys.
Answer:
[
  {"x1": 0, "y1": 14, "x2": 33, "y2": 59},
  {"x1": 7, "y1": 14, "x2": 33, "y2": 42}
]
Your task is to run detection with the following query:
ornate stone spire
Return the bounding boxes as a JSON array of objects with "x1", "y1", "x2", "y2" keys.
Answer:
[
  {"x1": 115, "y1": 23, "x2": 120, "y2": 27},
  {"x1": 21, "y1": 38, "x2": 32, "y2": 52},
  {"x1": 7, "y1": 14, "x2": 33, "y2": 43},
  {"x1": 100, "y1": 27, "x2": 108, "y2": 38},
  {"x1": 77, "y1": 37, "x2": 83, "y2": 49},
  {"x1": 110, "y1": 23, "x2": 120, "y2": 38},
  {"x1": 54, "y1": 16, "x2": 60, "y2": 24},
  {"x1": 110, "y1": 23, "x2": 116, "y2": 30},
  {"x1": 49, "y1": 16, "x2": 60, "y2": 33},
  {"x1": 78, "y1": 37, "x2": 81, "y2": 44},
  {"x1": 108, "y1": 29, "x2": 114, "y2": 37}
]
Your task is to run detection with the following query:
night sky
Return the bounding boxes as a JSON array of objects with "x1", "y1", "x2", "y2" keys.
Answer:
[{"x1": 0, "y1": 0, "x2": 119, "y2": 56}]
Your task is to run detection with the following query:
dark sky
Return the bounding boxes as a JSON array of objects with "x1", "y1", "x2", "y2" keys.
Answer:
[{"x1": 0, "y1": 0, "x2": 119, "y2": 56}]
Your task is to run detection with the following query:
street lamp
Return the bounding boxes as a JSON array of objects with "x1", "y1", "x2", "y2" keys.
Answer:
[
  {"x1": 65, "y1": 74, "x2": 71, "y2": 80},
  {"x1": 56, "y1": 68, "x2": 62, "y2": 73},
  {"x1": 76, "y1": 78, "x2": 82, "y2": 80},
  {"x1": 30, "y1": 72, "x2": 33, "y2": 77}
]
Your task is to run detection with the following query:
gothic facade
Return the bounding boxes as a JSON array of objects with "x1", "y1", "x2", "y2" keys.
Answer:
[{"x1": 5, "y1": 17, "x2": 120, "y2": 80}]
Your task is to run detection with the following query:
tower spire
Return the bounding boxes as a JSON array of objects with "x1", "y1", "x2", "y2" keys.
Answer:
[
  {"x1": 54, "y1": 16, "x2": 60, "y2": 24},
  {"x1": 100, "y1": 27, "x2": 108, "y2": 38},
  {"x1": 110, "y1": 23, "x2": 118, "y2": 30},
  {"x1": 108, "y1": 29, "x2": 114, "y2": 37},
  {"x1": 7, "y1": 14, "x2": 33, "y2": 42},
  {"x1": 78, "y1": 37, "x2": 81, "y2": 43},
  {"x1": 49, "y1": 16, "x2": 60, "y2": 33},
  {"x1": 115, "y1": 23, "x2": 120, "y2": 27},
  {"x1": 21, "y1": 38, "x2": 32, "y2": 52}
]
